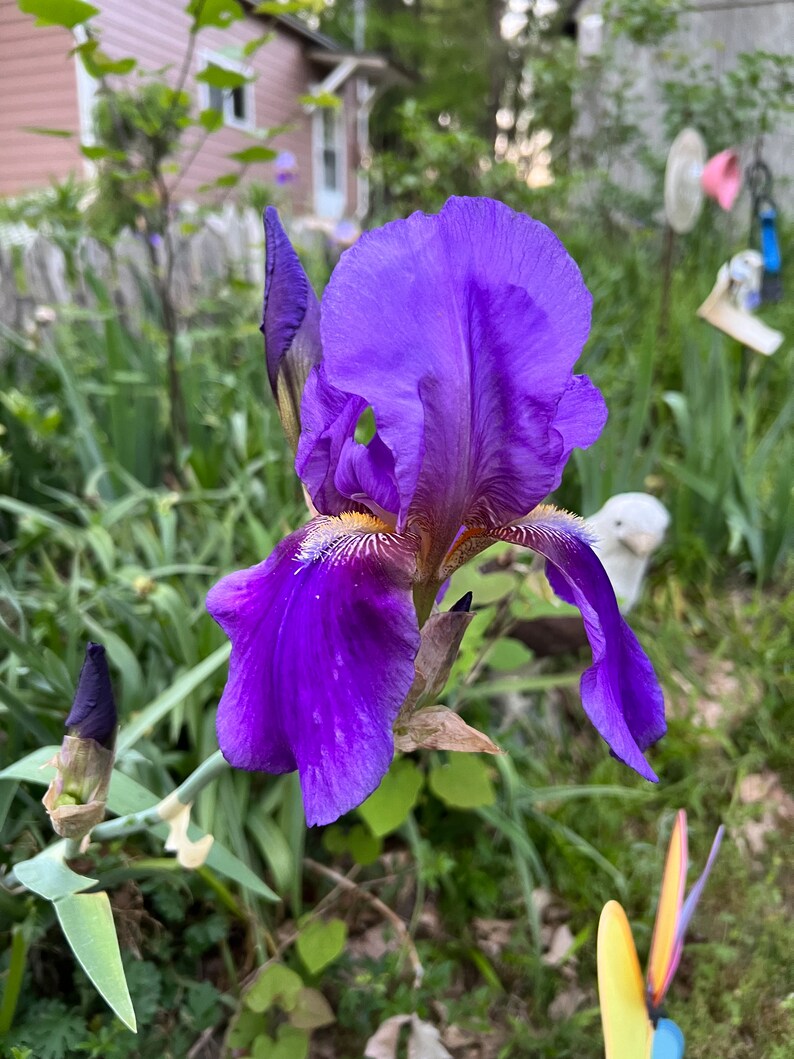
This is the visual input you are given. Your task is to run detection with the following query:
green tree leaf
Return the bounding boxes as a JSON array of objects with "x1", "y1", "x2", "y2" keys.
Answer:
[
  {"x1": 195, "y1": 64, "x2": 250, "y2": 89},
  {"x1": 54, "y1": 892, "x2": 137, "y2": 1031},
  {"x1": 198, "y1": 107, "x2": 224, "y2": 132},
  {"x1": 228, "y1": 145, "x2": 277, "y2": 164},
  {"x1": 429, "y1": 753, "x2": 496, "y2": 810},
  {"x1": 243, "y1": 32, "x2": 272, "y2": 56},
  {"x1": 187, "y1": 0, "x2": 244, "y2": 31},
  {"x1": 19, "y1": 125, "x2": 74, "y2": 137},
  {"x1": 358, "y1": 759, "x2": 423, "y2": 838},
  {"x1": 296, "y1": 918, "x2": 347, "y2": 976},
  {"x1": 18, "y1": 0, "x2": 98, "y2": 29}
]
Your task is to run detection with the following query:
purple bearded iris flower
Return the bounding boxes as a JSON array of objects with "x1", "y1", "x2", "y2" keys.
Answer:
[{"x1": 207, "y1": 196, "x2": 666, "y2": 827}]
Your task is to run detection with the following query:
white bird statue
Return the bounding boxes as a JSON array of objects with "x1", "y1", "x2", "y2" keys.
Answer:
[{"x1": 585, "y1": 492, "x2": 670, "y2": 614}]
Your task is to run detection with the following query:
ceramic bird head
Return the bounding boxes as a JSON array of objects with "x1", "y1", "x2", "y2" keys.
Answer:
[{"x1": 586, "y1": 493, "x2": 670, "y2": 613}]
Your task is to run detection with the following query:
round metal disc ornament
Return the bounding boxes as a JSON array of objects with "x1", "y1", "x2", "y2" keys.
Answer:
[{"x1": 664, "y1": 128, "x2": 707, "y2": 234}]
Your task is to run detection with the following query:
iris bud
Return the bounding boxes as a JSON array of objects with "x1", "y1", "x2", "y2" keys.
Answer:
[
  {"x1": 42, "y1": 643, "x2": 117, "y2": 840},
  {"x1": 261, "y1": 207, "x2": 322, "y2": 452}
]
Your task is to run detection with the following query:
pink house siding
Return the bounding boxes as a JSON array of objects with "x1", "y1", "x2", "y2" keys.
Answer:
[
  {"x1": 95, "y1": 0, "x2": 327, "y2": 211},
  {"x1": 0, "y1": 0, "x2": 363, "y2": 216},
  {"x1": 0, "y1": 0, "x2": 83, "y2": 196}
]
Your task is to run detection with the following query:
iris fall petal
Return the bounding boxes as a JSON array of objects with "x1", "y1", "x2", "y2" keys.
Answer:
[
  {"x1": 207, "y1": 514, "x2": 421, "y2": 825},
  {"x1": 484, "y1": 508, "x2": 666, "y2": 780}
]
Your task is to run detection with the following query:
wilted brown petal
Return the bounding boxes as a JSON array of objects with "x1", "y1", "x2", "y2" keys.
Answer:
[
  {"x1": 397, "y1": 609, "x2": 474, "y2": 725},
  {"x1": 394, "y1": 707, "x2": 502, "y2": 755},
  {"x1": 41, "y1": 736, "x2": 114, "y2": 839}
]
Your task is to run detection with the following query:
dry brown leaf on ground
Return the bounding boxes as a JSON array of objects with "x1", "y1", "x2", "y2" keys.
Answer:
[{"x1": 365, "y1": 1014, "x2": 452, "y2": 1059}]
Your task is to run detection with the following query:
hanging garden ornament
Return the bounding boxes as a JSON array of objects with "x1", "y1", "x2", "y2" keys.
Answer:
[{"x1": 664, "y1": 128, "x2": 742, "y2": 234}]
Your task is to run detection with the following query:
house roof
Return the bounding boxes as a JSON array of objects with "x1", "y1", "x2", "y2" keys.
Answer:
[{"x1": 244, "y1": 6, "x2": 412, "y2": 84}]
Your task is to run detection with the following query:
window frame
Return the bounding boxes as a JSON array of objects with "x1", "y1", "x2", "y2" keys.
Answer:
[
  {"x1": 311, "y1": 100, "x2": 347, "y2": 219},
  {"x1": 198, "y1": 50, "x2": 255, "y2": 132}
]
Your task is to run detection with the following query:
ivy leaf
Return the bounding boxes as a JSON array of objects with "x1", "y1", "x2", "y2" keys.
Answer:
[
  {"x1": 246, "y1": 963, "x2": 303, "y2": 1014},
  {"x1": 296, "y1": 918, "x2": 347, "y2": 976},
  {"x1": 289, "y1": 987, "x2": 335, "y2": 1030},
  {"x1": 18, "y1": 0, "x2": 98, "y2": 29},
  {"x1": 348, "y1": 824, "x2": 382, "y2": 866},
  {"x1": 428, "y1": 754, "x2": 496, "y2": 810},
  {"x1": 486, "y1": 637, "x2": 534, "y2": 670},
  {"x1": 358, "y1": 759, "x2": 423, "y2": 838}
]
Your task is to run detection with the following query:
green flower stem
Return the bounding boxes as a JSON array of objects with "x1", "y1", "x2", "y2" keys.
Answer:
[
  {"x1": 90, "y1": 750, "x2": 229, "y2": 842},
  {"x1": 2, "y1": 751, "x2": 230, "y2": 890}
]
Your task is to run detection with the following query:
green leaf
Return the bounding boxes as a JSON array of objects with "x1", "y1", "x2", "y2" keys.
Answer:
[
  {"x1": 117, "y1": 643, "x2": 230, "y2": 753},
  {"x1": 253, "y1": 1025, "x2": 308, "y2": 1059},
  {"x1": 296, "y1": 918, "x2": 347, "y2": 976},
  {"x1": 195, "y1": 64, "x2": 250, "y2": 89},
  {"x1": 215, "y1": 172, "x2": 240, "y2": 187},
  {"x1": 198, "y1": 107, "x2": 224, "y2": 132},
  {"x1": 0, "y1": 746, "x2": 60, "y2": 783},
  {"x1": 19, "y1": 125, "x2": 73, "y2": 137},
  {"x1": 298, "y1": 90, "x2": 341, "y2": 109},
  {"x1": 228, "y1": 145, "x2": 277, "y2": 164},
  {"x1": 74, "y1": 41, "x2": 137, "y2": 76},
  {"x1": 358, "y1": 759, "x2": 423, "y2": 838},
  {"x1": 256, "y1": 2, "x2": 316, "y2": 16},
  {"x1": 245, "y1": 963, "x2": 303, "y2": 1014},
  {"x1": 19, "y1": 0, "x2": 98, "y2": 29},
  {"x1": 289, "y1": 987, "x2": 335, "y2": 1030},
  {"x1": 80, "y1": 144, "x2": 125, "y2": 161},
  {"x1": 448, "y1": 565, "x2": 516, "y2": 606},
  {"x1": 429, "y1": 754, "x2": 496, "y2": 810},
  {"x1": 188, "y1": 0, "x2": 244, "y2": 30},
  {"x1": 486, "y1": 637, "x2": 534, "y2": 670},
  {"x1": 348, "y1": 824, "x2": 382, "y2": 866},
  {"x1": 54, "y1": 892, "x2": 137, "y2": 1031},
  {"x1": 243, "y1": 32, "x2": 272, "y2": 56},
  {"x1": 103, "y1": 773, "x2": 279, "y2": 902},
  {"x1": 14, "y1": 854, "x2": 97, "y2": 901}
]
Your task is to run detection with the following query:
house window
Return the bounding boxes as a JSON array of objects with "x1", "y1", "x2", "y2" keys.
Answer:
[
  {"x1": 199, "y1": 52, "x2": 254, "y2": 131},
  {"x1": 313, "y1": 104, "x2": 346, "y2": 219}
]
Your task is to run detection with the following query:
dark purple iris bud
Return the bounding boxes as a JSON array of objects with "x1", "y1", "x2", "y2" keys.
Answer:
[
  {"x1": 208, "y1": 197, "x2": 667, "y2": 827},
  {"x1": 449, "y1": 592, "x2": 473, "y2": 613},
  {"x1": 261, "y1": 207, "x2": 322, "y2": 452},
  {"x1": 65, "y1": 642, "x2": 117, "y2": 748},
  {"x1": 42, "y1": 643, "x2": 117, "y2": 838}
]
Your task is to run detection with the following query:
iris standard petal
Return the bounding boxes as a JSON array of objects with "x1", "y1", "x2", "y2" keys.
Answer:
[
  {"x1": 449, "y1": 507, "x2": 665, "y2": 780},
  {"x1": 305, "y1": 197, "x2": 596, "y2": 553},
  {"x1": 262, "y1": 207, "x2": 322, "y2": 450},
  {"x1": 206, "y1": 514, "x2": 421, "y2": 826}
]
